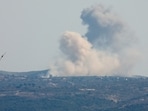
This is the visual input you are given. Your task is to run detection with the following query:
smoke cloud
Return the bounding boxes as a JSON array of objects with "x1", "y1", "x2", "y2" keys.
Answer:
[
  {"x1": 50, "y1": 5, "x2": 140, "y2": 76},
  {"x1": 81, "y1": 4, "x2": 135, "y2": 52}
]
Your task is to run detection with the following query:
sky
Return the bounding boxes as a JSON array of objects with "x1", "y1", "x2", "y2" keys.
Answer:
[{"x1": 0, "y1": 0, "x2": 148, "y2": 76}]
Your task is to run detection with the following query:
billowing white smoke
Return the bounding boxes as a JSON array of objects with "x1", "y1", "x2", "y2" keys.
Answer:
[
  {"x1": 50, "y1": 5, "x2": 140, "y2": 76},
  {"x1": 50, "y1": 31, "x2": 120, "y2": 76}
]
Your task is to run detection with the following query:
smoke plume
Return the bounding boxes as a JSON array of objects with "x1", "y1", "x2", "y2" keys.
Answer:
[
  {"x1": 50, "y1": 5, "x2": 140, "y2": 76},
  {"x1": 81, "y1": 5, "x2": 135, "y2": 52}
]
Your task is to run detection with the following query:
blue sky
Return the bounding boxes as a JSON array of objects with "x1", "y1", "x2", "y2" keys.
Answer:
[{"x1": 0, "y1": 0, "x2": 148, "y2": 76}]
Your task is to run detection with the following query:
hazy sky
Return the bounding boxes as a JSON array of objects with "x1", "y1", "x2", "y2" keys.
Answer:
[{"x1": 0, "y1": 0, "x2": 148, "y2": 76}]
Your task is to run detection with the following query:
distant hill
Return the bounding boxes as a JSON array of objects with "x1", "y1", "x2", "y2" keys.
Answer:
[
  {"x1": 0, "y1": 70, "x2": 49, "y2": 77},
  {"x1": 0, "y1": 70, "x2": 147, "y2": 111}
]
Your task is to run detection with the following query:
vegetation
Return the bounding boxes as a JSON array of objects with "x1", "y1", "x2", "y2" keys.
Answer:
[{"x1": 0, "y1": 71, "x2": 147, "y2": 111}]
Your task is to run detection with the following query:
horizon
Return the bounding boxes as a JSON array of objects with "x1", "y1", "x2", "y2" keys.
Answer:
[{"x1": 0, "y1": 69, "x2": 148, "y2": 78}]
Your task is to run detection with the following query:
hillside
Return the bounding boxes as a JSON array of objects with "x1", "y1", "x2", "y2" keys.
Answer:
[{"x1": 0, "y1": 70, "x2": 147, "y2": 111}]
